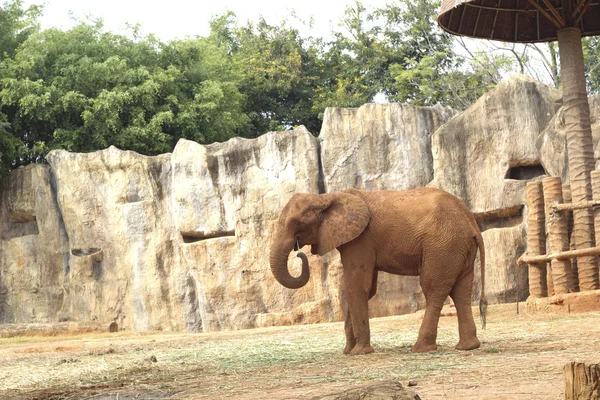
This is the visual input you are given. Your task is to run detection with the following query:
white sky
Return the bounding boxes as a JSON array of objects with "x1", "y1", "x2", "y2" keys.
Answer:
[{"x1": 23, "y1": 0, "x2": 391, "y2": 41}]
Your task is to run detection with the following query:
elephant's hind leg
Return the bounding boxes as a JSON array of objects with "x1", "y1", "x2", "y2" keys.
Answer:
[
  {"x1": 413, "y1": 255, "x2": 455, "y2": 353},
  {"x1": 450, "y1": 273, "x2": 481, "y2": 351},
  {"x1": 412, "y1": 287, "x2": 450, "y2": 353}
]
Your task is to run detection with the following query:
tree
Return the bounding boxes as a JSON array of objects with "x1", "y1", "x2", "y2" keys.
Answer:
[
  {"x1": 311, "y1": 2, "x2": 387, "y2": 116},
  {"x1": 313, "y1": 0, "x2": 513, "y2": 111},
  {"x1": 209, "y1": 12, "x2": 323, "y2": 136},
  {"x1": 0, "y1": 0, "x2": 41, "y2": 61},
  {"x1": 0, "y1": 0, "x2": 41, "y2": 174},
  {"x1": 382, "y1": 0, "x2": 513, "y2": 109},
  {"x1": 584, "y1": 37, "x2": 600, "y2": 94},
  {"x1": 0, "y1": 18, "x2": 248, "y2": 168}
]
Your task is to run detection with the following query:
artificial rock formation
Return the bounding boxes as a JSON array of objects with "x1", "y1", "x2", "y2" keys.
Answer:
[{"x1": 1, "y1": 75, "x2": 598, "y2": 332}]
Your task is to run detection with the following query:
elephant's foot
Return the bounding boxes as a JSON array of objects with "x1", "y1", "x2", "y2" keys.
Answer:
[
  {"x1": 343, "y1": 341, "x2": 356, "y2": 354},
  {"x1": 348, "y1": 345, "x2": 374, "y2": 355},
  {"x1": 411, "y1": 342, "x2": 438, "y2": 353},
  {"x1": 455, "y1": 337, "x2": 481, "y2": 351}
]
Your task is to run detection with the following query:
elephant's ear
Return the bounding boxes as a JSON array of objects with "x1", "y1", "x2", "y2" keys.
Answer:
[{"x1": 316, "y1": 192, "x2": 371, "y2": 255}]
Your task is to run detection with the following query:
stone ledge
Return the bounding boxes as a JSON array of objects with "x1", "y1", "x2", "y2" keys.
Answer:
[
  {"x1": 0, "y1": 321, "x2": 117, "y2": 338},
  {"x1": 526, "y1": 290, "x2": 600, "y2": 314}
]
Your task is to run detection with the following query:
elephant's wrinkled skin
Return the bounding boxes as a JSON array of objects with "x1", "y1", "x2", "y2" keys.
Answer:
[{"x1": 269, "y1": 187, "x2": 487, "y2": 354}]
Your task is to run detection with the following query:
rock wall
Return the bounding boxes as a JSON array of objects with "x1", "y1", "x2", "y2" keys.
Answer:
[{"x1": 1, "y1": 75, "x2": 596, "y2": 331}]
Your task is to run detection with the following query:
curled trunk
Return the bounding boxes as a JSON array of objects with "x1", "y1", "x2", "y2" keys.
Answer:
[{"x1": 269, "y1": 239, "x2": 310, "y2": 289}]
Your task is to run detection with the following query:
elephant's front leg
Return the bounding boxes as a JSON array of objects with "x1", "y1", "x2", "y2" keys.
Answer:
[
  {"x1": 341, "y1": 263, "x2": 375, "y2": 354},
  {"x1": 343, "y1": 309, "x2": 356, "y2": 354},
  {"x1": 343, "y1": 269, "x2": 378, "y2": 354}
]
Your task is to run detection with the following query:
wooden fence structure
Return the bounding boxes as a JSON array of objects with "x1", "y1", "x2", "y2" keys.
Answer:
[{"x1": 519, "y1": 173, "x2": 600, "y2": 297}]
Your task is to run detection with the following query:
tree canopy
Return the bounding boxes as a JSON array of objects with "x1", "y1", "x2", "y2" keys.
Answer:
[{"x1": 0, "y1": 0, "x2": 599, "y2": 174}]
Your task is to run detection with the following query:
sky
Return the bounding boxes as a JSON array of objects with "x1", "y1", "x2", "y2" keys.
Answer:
[{"x1": 22, "y1": 0, "x2": 391, "y2": 41}]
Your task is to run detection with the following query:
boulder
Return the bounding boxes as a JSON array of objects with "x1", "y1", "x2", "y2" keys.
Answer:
[{"x1": 0, "y1": 164, "x2": 69, "y2": 323}]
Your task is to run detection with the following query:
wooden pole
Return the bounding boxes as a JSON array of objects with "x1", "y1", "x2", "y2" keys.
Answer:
[
  {"x1": 552, "y1": 200, "x2": 600, "y2": 212},
  {"x1": 520, "y1": 245, "x2": 600, "y2": 264},
  {"x1": 526, "y1": 181, "x2": 548, "y2": 297},
  {"x1": 564, "y1": 362, "x2": 600, "y2": 400},
  {"x1": 543, "y1": 177, "x2": 575, "y2": 294},
  {"x1": 591, "y1": 170, "x2": 600, "y2": 245},
  {"x1": 563, "y1": 184, "x2": 579, "y2": 291}
]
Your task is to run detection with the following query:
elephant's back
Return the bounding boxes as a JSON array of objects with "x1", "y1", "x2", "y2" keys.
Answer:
[{"x1": 346, "y1": 187, "x2": 479, "y2": 237}]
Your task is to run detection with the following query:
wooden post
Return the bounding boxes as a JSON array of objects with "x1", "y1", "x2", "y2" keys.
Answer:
[
  {"x1": 543, "y1": 177, "x2": 575, "y2": 294},
  {"x1": 591, "y1": 170, "x2": 600, "y2": 246},
  {"x1": 564, "y1": 362, "x2": 600, "y2": 400},
  {"x1": 526, "y1": 181, "x2": 548, "y2": 298},
  {"x1": 545, "y1": 179, "x2": 555, "y2": 296},
  {"x1": 563, "y1": 184, "x2": 579, "y2": 291}
]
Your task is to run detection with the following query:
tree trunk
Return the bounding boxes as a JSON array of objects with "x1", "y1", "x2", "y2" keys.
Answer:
[
  {"x1": 564, "y1": 362, "x2": 600, "y2": 400},
  {"x1": 557, "y1": 27, "x2": 600, "y2": 291}
]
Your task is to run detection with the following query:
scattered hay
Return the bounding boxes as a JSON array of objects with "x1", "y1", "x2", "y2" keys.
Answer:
[{"x1": 0, "y1": 304, "x2": 599, "y2": 399}]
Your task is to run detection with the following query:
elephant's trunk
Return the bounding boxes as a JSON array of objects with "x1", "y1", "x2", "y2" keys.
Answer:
[{"x1": 269, "y1": 237, "x2": 310, "y2": 289}]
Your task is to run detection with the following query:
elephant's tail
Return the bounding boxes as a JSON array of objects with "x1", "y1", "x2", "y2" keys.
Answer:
[{"x1": 475, "y1": 232, "x2": 488, "y2": 330}]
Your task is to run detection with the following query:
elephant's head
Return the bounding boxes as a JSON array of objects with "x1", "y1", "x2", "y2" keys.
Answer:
[{"x1": 269, "y1": 192, "x2": 371, "y2": 289}]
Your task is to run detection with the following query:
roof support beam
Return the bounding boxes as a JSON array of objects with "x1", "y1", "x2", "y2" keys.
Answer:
[
  {"x1": 574, "y1": 0, "x2": 593, "y2": 26},
  {"x1": 527, "y1": 0, "x2": 564, "y2": 28},
  {"x1": 540, "y1": 0, "x2": 566, "y2": 26}
]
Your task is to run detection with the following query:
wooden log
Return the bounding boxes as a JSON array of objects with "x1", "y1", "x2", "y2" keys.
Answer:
[
  {"x1": 564, "y1": 362, "x2": 600, "y2": 400},
  {"x1": 519, "y1": 245, "x2": 600, "y2": 264},
  {"x1": 525, "y1": 181, "x2": 548, "y2": 298},
  {"x1": 543, "y1": 177, "x2": 576, "y2": 294},
  {"x1": 552, "y1": 200, "x2": 600, "y2": 212}
]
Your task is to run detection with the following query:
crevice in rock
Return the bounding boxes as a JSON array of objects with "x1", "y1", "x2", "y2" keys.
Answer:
[
  {"x1": 1, "y1": 216, "x2": 39, "y2": 240},
  {"x1": 316, "y1": 139, "x2": 326, "y2": 194},
  {"x1": 48, "y1": 166, "x2": 71, "y2": 275},
  {"x1": 71, "y1": 248, "x2": 101, "y2": 256},
  {"x1": 92, "y1": 259, "x2": 103, "y2": 280},
  {"x1": 505, "y1": 162, "x2": 546, "y2": 180},
  {"x1": 181, "y1": 230, "x2": 236, "y2": 243},
  {"x1": 476, "y1": 205, "x2": 524, "y2": 232}
]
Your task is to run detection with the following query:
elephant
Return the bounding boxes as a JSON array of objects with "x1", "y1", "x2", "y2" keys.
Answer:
[{"x1": 269, "y1": 187, "x2": 487, "y2": 355}]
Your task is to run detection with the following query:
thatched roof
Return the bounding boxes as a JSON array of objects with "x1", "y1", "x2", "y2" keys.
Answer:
[{"x1": 438, "y1": 0, "x2": 600, "y2": 43}]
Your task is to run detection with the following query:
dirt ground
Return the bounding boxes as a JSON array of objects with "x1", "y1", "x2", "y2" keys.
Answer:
[{"x1": 1, "y1": 303, "x2": 599, "y2": 400}]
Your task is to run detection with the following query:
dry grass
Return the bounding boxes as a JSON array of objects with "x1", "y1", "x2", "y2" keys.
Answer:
[{"x1": 0, "y1": 304, "x2": 599, "y2": 399}]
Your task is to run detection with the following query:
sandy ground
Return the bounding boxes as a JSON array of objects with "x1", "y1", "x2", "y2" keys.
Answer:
[{"x1": 0, "y1": 303, "x2": 599, "y2": 399}]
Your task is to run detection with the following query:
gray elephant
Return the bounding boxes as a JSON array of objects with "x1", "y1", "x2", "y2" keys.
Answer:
[{"x1": 269, "y1": 187, "x2": 487, "y2": 354}]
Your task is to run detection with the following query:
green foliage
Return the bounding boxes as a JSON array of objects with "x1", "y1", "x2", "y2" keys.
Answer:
[
  {"x1": 0, "y1": 19, "x2": 248, "y2": 167},
  {"x1": 209, "y1": 12, "x2": 322, "y2": 136},
  {"x1": 0, "y1": 120, "x2": 22, "y2": 175},
  {"x1": 383, "y1": 0, "x2": 513, "y2": 109},
  {"x1": 584, "y1": 37, "x2": 600, "y2": 94},
  {"x1": 0, "y1": 0, "x2": 42, "y2": 61},
  {"x1": 311, "y1": 2, "x2": 386, "y2": 115}
]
